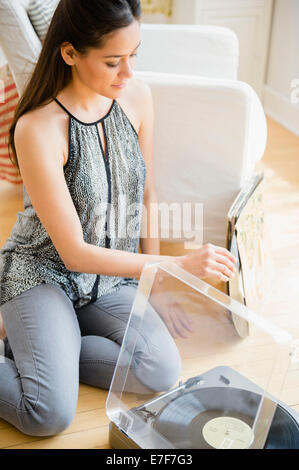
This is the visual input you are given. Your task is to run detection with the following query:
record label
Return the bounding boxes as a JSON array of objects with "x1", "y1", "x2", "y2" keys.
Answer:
[{"x1": 202, "y1": 416, "x2": 254, "y2": 449}]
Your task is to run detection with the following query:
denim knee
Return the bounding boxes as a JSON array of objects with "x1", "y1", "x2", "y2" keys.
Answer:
[
  {"x1": 151, "y1": 345, "x2": 182, "y2": 392},
  {"x1": 17, "y1": 392, "x2": 77, "y2": 437},
  {"x1": 132, "y1": 337, "x2": 182, "y2": 393}
]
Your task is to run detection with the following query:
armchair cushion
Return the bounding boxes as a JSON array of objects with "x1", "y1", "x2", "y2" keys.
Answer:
[
  {"x1": 0, "y1": 66, "x2": 21, "y2": 185},
  {"x1": 0, "y1": 0, "x2": 57, "y2": 185},
  {"x1": 136, "y1": 24, "x2": 239, "y2": 80},
  {"x1": 0, "y1": 0, "x2": 41, "y2": 95},
  {"x1": 27, "y1": 0, "x2": 58, "y2": 41}
]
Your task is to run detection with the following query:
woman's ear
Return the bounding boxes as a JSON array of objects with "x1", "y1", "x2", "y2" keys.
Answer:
[{"x1": 60, "y1": 42, "x2": 78, "y2": 66}]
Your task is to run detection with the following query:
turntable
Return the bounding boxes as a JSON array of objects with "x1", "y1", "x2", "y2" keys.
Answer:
[{"x1": 106, "y1": 261, "x2": 299, "y2": 449}]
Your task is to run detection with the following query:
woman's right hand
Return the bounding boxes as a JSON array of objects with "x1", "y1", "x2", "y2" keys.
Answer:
[
  {"x1": 176, "y1": 243, "x2": 237, "y2": 282},
  {"x1": 0, "y1": 311, "x2": 6, "y2": 340}
]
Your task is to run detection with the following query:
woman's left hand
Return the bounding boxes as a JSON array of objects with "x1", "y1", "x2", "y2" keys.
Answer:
[
  {"x1": 149, "y1": 285, "x2": 194, "y2": 339},
  {"x1": 0, "y1": 312, "x2": 6, "y2": 340}
]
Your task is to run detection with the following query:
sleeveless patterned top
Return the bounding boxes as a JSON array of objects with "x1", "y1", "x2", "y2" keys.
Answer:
[{"x1": 0, "y1": 98, "x2": 146, "y2": 308}]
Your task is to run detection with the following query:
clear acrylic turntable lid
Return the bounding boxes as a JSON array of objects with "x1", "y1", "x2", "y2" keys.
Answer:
[{"x1": 106, "y1": 261, "x2": 296, "y2": 449}]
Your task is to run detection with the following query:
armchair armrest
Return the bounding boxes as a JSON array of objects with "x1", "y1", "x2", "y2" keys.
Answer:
[
  {"x1": 137, "y1": 24, "x2": 239, "y2": 80},
  {"x1": 134, "y1": 70, "x2": 267, "y2": 247}
]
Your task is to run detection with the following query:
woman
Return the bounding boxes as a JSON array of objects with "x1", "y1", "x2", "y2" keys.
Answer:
[{"x1": 0, "y1": 0, "x2": 236, "y2": 437}]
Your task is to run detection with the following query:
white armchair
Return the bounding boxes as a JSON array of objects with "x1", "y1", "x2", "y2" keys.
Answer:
[
  {"x1": 134, "y1": 24, "x2": 267, "y2": 247},
  {"x1": 136, "y1": 23, "x2": 239, "y2": 80}
]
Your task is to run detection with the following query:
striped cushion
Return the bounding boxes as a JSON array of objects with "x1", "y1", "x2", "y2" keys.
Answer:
[
  {"x1": 0, "y1": 0, "x2": 58, "y2": 185},
  {"x1": 27, "y1": 0, "x2": 59, "y2": 42},
  {"x1": 0, "y1": 66, "x2": 22, "y2": 185}
]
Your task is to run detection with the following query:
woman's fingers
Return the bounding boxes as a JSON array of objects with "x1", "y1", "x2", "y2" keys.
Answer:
[
  {"x1": 178, "y1": 243, "x2": 237, "y2": 282},
  {"x1": 166, "y1": 318, "x2": 180, "y2": 339},
  {"x1": 204, "y1": 262, "x2": 233, "y2": 281},
  {"x1": 210, "y1": 245, "x2": 237, "y2": 279},
  {"x1": 214, "y1": 245, "x2": 237, "y2": 264},
  {"x1": 173, "y1": 304, "x2": 194, "y2": 334},
  {"x1": 163, "y1": 303, "x2": 194, "y2": 339},
  {"x1": 208, "y1": 269, "x2": 231, "y2": 282},
  {"x1": 215, "y1": 253, "x2": 236, "y2": 275},
  {"x1": 166, "y1": 308, "x2": 190, "y2": 339},
  {"x1": 159, "y1": 308, "x2": 178, "y2": 338},
  {"x1": 156, "y1": 301, "x2": 183, "y2": 339},
  {"x1": 217, "y1": 263, "x2": 235, "y2": 278}
]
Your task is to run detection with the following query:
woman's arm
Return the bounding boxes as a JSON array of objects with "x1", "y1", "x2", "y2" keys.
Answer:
[
  {"x1": 15, "y1": 106, "x2": 236, "y2": 282},
  {"x1": 140, "y1": 193, "x2": 161, "y2": 256}
]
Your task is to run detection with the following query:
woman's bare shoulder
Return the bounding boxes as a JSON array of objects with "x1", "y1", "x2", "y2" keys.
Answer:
[
  {"x1": 15, "y1": 100, "x2": 69, "y2": 165},
  {"x1": 16, "y1": 100, "x2": 66, "y2": 133}
]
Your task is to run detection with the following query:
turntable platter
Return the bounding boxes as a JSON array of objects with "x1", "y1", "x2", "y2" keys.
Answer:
[{"x1": 152, "y1": 387, "x2": 299, "y2": 449}]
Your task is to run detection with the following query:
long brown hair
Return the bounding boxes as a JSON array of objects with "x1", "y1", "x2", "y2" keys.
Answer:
[{"x1": 8, "y1": 0, "x2": 141, "y2": 171}]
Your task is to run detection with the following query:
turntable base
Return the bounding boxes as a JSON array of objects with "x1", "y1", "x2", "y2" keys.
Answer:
[{"x1": 108, "y1": 367, "x2": 299, "y2": 450}]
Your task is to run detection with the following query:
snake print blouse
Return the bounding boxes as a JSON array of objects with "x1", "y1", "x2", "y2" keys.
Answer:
[{"x1": 0, "y1": 98, "x2": 146, "y2": 308}]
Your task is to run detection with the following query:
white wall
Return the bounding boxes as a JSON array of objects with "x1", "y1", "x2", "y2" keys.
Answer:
[{"x1": 264, "y1": 0, "x2": 299, "y2": 135}]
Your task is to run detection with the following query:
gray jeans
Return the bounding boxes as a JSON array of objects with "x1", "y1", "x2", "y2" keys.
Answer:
[{"x1": 0, "y1": 283, "x2": 181, "y2": 437}]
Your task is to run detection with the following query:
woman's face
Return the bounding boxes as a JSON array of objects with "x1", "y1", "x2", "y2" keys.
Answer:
[{"x1": 69, "y1": 19, "x2": 141, "y2": 98}]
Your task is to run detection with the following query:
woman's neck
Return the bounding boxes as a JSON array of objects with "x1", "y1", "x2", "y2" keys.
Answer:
[{"x1": 58, "y1": 80, "x2": 112, "y2": 117}]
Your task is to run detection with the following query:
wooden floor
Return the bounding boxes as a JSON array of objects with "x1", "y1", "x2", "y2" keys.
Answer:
[{"x1": 0, "y1": 116, "x2": 298, "y2": 449}]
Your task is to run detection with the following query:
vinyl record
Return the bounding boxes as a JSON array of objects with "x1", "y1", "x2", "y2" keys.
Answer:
[
  {"x1": 152, "y1": 387, "x2": 299, "y2": 449},
  {"x1": 265, "y1": 405, "x2": 299, "y2": 449}
]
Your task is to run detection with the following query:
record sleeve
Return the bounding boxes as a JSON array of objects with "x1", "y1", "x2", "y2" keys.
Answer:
[
  {"x1": 226, "y1": 172, "x2": 265, "y2": 338},
  {"x1": 106, "y1": 261, "x2": 299, "y2": 449}
]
